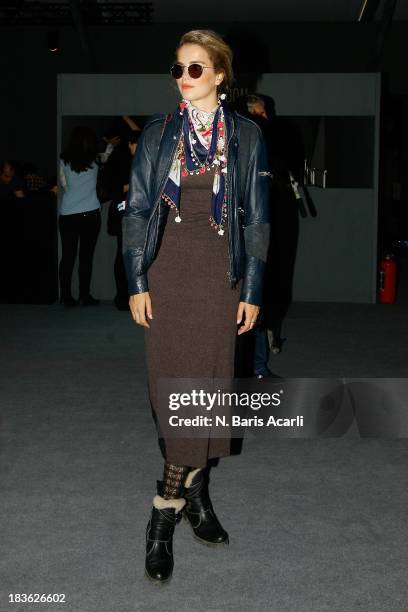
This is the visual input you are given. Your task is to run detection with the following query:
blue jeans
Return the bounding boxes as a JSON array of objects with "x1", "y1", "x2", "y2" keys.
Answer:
[{"x1": 253, "y1": 326, "x2": 270, "y2": 375}]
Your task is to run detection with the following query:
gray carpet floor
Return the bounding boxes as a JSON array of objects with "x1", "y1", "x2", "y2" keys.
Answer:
[{"x1": 1, "y1": 294, "x2": 408, "y2": 612}]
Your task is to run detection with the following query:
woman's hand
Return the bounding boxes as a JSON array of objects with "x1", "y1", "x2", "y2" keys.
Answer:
[
  {"x1": 122, "y1": 116, "x2": 141, "y2": 131},
  {"x1": 236, "y1": 301, "x2": 260, "y2": 335},
  {"x1": 103, "y1": 135, "x2": 121, "y2": 147},
  {"x1": 129, "y1": 292, "x2": 153, "y2": 328}
]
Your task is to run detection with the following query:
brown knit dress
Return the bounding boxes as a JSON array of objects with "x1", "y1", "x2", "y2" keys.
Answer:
[{"x1": 144, "y1": 167, "x2": 240, "y2": 468}]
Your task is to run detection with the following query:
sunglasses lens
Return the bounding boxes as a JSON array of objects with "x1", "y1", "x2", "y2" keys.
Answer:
[
  {"x1": 170, "y1": 64, "x2": 183, "y2": 79},
  {"x1": 188, "y1": 64, "x2": 204, "y2": 79}
]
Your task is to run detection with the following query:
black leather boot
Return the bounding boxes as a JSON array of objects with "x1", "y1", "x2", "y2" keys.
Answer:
[
  {"x1": 145, "y1": 481, "x2": 185, "y2": 583},
  {"x1": 183, "y1": 469, "x2": 229, "y2": 546}
]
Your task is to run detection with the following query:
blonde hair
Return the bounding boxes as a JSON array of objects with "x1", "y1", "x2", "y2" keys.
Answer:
[{"x1": 176, "y1": 30, "x2": 234, "y2": 93}]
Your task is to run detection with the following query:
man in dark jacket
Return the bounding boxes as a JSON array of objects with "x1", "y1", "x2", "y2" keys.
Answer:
[{"x1": 236, "y1": 94, "x2": 303, "y2": 377}]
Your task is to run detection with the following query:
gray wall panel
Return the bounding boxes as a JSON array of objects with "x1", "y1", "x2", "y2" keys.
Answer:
[
  {"x1": 60, "y1": 74, "x2": 179, "y2": 116},
  {"x1": 60, "y1": 73, "x2": 380, "y2": 117},
  {"x1": 257, "y1": 73, "x2": 380, "y2": 116},
  {"x1": 293, "y1": 188, "x2": 376, "y2": 302}
]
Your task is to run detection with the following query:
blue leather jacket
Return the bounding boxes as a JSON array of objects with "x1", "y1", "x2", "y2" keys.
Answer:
[{"x1": 122, "y1": 105, "x2": 271, "y2": 305}]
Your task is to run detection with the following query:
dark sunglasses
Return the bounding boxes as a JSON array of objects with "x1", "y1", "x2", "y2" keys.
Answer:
[{"x1": 170, "y1": 63, "x2": 214, "y2": 80}]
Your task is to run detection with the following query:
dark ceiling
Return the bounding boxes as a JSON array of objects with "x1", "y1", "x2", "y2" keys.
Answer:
[{"x1": 0, "y1": 0, "x2": 407, "y2": 25}]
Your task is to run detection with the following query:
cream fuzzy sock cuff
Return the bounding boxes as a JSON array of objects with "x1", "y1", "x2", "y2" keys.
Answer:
[{"x1": 153, "y1": 495, "x2": 186, "y2": 513}]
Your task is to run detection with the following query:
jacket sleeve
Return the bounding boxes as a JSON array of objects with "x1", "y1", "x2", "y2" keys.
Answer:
[
  {"x1": 122, "y1": 125, "x2": 155, "y2": 295},
  {"x1": 240, "y1": 128, "x2": 271, "y2": 306}
]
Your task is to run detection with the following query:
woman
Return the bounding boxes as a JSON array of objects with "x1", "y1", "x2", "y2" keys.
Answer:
[
  {"x1": 122, "y1": 30, "x2": 270, "y2": 583},
  {"x1": 59, "y1": 126, "x2": 118, "y2": 306}
]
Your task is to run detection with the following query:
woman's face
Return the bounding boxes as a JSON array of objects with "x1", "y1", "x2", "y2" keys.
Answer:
[
  {"x1": 175, "y1": 44, "x2": 224, "y2": 109},
  {"x1": 0, "y1": 163, "x2": 15, "y2": 185},
  {"x1": 250, "y1": 102, "x2": 268, "y2": 120}
]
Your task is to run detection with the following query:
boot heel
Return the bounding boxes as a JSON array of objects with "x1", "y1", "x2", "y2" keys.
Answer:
[{"x1": 183, "y1": 469, "x2": 229, "y2": 545}]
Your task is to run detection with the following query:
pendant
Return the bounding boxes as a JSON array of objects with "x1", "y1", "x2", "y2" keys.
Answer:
[{"x1": 175, "y1": 215, "x2": 181, "y2": 223}]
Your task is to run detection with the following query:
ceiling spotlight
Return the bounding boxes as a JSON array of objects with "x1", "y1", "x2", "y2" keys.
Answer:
[{"x1": 47, "y1": 30, "x2": 60, "y2": 53}]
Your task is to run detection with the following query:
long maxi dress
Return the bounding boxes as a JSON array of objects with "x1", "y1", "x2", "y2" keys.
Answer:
[{"x1": 144, "y1": 166, "x2": 240, "y2": 468}]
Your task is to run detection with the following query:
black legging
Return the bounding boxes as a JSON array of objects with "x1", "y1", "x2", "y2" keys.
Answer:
[{"x1": 58, "y1": 209, "x2": 101, "y2": 299}]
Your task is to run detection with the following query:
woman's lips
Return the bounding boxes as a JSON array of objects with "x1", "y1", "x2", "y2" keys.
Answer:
[{"x1": 182, "y1": 84, "x2": 194, "y2": 89}]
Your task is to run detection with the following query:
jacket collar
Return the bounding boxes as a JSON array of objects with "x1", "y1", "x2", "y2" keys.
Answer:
[
  {"x1": 169, "y1": 101, "x2": 237, "y2": 141},
  {"x1": 155, "y1": 103, "x2": 238, "y2": 191}
]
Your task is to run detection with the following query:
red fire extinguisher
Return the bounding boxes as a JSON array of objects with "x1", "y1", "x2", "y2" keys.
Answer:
[{"x1": 379, "y1": 254, "x2": 397, "y2": 304}]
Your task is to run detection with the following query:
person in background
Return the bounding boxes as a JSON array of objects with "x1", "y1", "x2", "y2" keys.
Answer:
[
  {"x1": 238, "y1": 94, "x2": 303, "y2": 378},
  {"x1": 0, "y1": 161, "x2": 25, "y2": 199},
  {"x1": 23, "y1": 163, "x2": 47, "y2": 193},
  {"x1": 106, "y1": 126, "x2": 141, "y2": 310},
  {"x1": 122, "y1": 115, "x2": 141, "y2": 136},
  {"x1": 59, "y1": 126, "x2": 118, "y2": 307}
]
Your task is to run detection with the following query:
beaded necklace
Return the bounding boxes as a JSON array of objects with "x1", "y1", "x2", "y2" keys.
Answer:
[
  {"x1": 161, "y1": 96, "x2": 228, "y2": 236},
  {"x1": 182, "y1": 99, "x2": 228, "y2": 235}
]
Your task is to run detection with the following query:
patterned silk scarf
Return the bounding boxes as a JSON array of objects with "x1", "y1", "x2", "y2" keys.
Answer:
[{"x1": 161, "y1": 98, "x2": 228, "y2": 235}]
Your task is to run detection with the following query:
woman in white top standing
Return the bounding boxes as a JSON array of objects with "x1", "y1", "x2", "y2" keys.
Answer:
[{"x1": 59, "y1": 126, "x2": 117, "y2": 306}]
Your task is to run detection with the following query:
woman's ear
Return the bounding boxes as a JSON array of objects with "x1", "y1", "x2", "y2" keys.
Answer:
[{"x1": 216, "y1": 72, "x2": 224, "y2": 86}]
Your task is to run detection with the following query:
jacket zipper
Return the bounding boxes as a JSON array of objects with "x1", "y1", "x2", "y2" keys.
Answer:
[
  {"x1": 140, "y1": 124, "x2": 182, "y2": 274},
  {"x1": 140, "y1": 113, "x2": 236, "y2": 283},
  {"x1": 226, "y1": 118, "x2": 236, "y2": 287}
]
